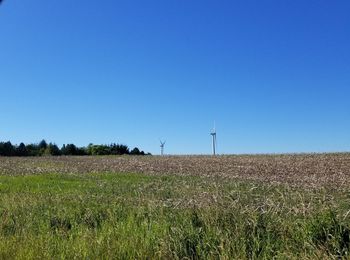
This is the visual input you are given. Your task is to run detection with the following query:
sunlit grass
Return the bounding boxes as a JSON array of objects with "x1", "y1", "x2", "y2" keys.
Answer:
[{"x1": 0, "y1": 172, "x2": 349, "y2": 259}]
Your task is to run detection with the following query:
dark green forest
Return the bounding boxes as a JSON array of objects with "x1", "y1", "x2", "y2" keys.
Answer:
[{"x1": 0, "y1": 140, "x2": 150, "y2": 156}]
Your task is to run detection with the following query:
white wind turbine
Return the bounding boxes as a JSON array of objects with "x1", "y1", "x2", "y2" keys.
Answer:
[
  {"x1": 210, "y1": 122, "x2": 217, "y2": 155},
  {"x1": 160, "y1": 140, "x2": 166, "y2": 156}
]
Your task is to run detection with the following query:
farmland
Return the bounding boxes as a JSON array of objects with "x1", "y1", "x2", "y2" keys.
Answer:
[{"x1": 0, "y1": 154, "x2": 350, "y2": 259}]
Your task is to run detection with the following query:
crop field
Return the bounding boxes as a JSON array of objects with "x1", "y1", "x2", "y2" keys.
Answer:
[{"x1": 1, "y1": 154, "x2": 350, "y2": 259}]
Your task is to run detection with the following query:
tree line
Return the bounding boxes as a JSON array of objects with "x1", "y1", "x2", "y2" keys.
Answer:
[{"x1": 0, "y1": 140, "x2": 150, "y2": 157}]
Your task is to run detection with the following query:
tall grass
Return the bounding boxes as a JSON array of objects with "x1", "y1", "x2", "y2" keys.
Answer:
[{"x1": 0, "y1": 173, "x2": 349, "y2": 259}]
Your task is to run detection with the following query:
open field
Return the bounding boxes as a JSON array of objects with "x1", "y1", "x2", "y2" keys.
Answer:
[
  {"x1": 1, "y1": 153, "x2": 350, "y2": 188},
  {"x1": 1, "y1": 154, "x2": 350, "y2": 259}
]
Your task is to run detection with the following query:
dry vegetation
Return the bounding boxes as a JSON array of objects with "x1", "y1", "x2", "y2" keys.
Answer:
[
  {"x1": 1, "y1": 154, "x2": 350, "y2": 259},
  {"x1": 1, "y1": 153, "x2": 350, "y2": 188}
]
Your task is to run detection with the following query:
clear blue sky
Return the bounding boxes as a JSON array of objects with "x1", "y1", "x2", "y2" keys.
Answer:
[{"x1": 0, "y1": 0, "x2": 349, "y2": 154}]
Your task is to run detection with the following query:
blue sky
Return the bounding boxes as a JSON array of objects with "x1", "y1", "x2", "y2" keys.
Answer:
[{"x1": 0, "y1": 0, "x2": 349, "y2": 154}]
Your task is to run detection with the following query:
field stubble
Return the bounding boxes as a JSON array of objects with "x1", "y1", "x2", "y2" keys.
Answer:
[
  {"x1": 0, "y1": 154, "x2": 350, "y2": 259},
  {"x1": 0, "y1": 153, "x2": 349, "y2": 188}
]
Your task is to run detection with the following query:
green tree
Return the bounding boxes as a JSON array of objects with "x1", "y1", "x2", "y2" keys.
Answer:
[
  {"x1": 0, "y1": 141, "x2": 15, "y2": 156},
  {"x1": 61, "y1": 144, "x2": 77, "y2": 155},
  {"x1": 89, "y1": 145, "x2": 110, "y2": 155},
  {"x1": 26, "y1": 144, "x2": 40, "y2": 156},
  {"x1": 130, "y1": 147, "x2": 141, "y2": 155},
  {"x1": 38, "y1": 140, "x2": 48, "y2": 150},
  {"x1": 45, "y1": 143, "x2": 61, "y2": 156},
  {"x1": 38, "y1": 140, "x2": 48, "y2": 155},
  {"x1": 110, "y1": 143, "x2": 129, "y2": 155},
  {"x1": 16, "y1": 143, "x2": 28, "y2": 156}
]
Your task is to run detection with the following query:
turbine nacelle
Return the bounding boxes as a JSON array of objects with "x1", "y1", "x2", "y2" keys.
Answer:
[{"x1": 160, "y1": 140, "x2": 166, "y2": 156}]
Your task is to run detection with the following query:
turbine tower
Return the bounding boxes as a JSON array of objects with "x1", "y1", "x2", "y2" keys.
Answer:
[
  {"x1": 160, "y1": 140, "x2": 166, "y2": 156},
  {"x1": 210, "y1": 123, "x2": 217, "y2": 156}
]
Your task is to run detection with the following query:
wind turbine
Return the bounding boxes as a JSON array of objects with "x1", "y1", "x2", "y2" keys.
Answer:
[
  {"x1": 160, "y1": 140, "x2": 166, "y2": 156},
  {"x1": 210, "y1": 122, "x2": 217, "y2": 155}
]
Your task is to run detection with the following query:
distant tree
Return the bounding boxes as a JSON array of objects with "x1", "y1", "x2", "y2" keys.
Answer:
[
  {"x1": 38, "y1": 140, "x2": 48, "y2": 150},
  {"x1": 109, "y1": 143, "x2": 118, "y2": 155},
  {"x1": 88, "y1": 145, "x2": 110, "y2": 155},
  {"x1": 26, "y1": 144, "x2": 40, "y2": 156},
  {"x1": 0, "y1": 140, "x2": 149, "y2": 157},
  {"x1": 45, "y1": 143, "x2": 61, "y2": 156},
  {"x1": 0, "y1": 142, "x2": 6, "y2": 156},
  {"x1": 61, "y1": 144, "x2": 87, "y2": 155},
  {"x1": 110, "y1": 143, "x2": 129, "y2": 155},
  {"x1": 130, "y1": 147, "x2": 141, "y2": 155},
  {"x1": 74, "y1": 147, "x2": 86, "y2": 156},
  {"x1": 130, "y1": 147, "x2": 146, "y2": 155},
  {"x1": 0, "y1": 141, "x2": 14, "y2": 156},
  {"x1": 37, "y1": 140, "x2": 48, "y2": 155},
  {"x1": 16, "y1": 143, "x2": 28, "y2": 156},
  {"x1": 86, "y1": 143, "x2": 94, "y2": 155},
  {"x1": 61, "y1": 144, "x2": 78, "y2": 155},
  {"x1": 61, "y1": 144, "x2": 66, "y2": 155}
]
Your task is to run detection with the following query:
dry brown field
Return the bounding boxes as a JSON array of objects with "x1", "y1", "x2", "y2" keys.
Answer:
[{"x1": 1, "y1": 153, "x2": 349, "y2": 189}]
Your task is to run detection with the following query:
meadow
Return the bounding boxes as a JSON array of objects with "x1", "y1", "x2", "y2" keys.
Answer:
[{"x1": 0, "y1": 154, "x2": 350, "y2": 259}]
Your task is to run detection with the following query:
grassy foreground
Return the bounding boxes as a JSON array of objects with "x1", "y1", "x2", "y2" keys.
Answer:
[{"x1": 0, "y1": 172, "x2": 350, "y2": 259}]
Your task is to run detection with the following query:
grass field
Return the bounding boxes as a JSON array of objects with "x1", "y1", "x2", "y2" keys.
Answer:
[{"x1": 1, "y1": 155, "x2": 350, "y2": 259}]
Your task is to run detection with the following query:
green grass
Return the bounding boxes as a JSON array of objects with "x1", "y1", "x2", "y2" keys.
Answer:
[{"x1": 0, "y1": 173, "x2": 350, "y2": 259}]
